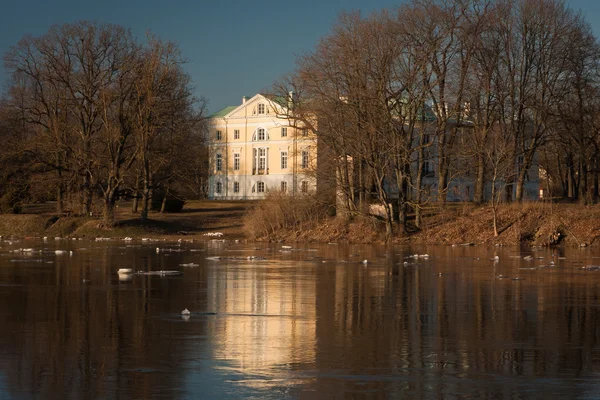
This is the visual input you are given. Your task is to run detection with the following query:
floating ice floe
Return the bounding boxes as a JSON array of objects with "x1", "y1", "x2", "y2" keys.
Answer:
[
  {"x1": 137, "y1": 270, "x2": 182, "y2": 276},
  {"x1": 281, "y1": 245, "x2": 293, "y2": 249},
  {"x1": 179, "y1": 263, "x2": 200, "y2": 267},
  {"x1": 203, "y1": 232, "x2": 224, "y2": 237},
  {"x1": 123, "y1": 237, "x2": 133, "y2": 241},
  {"x1": 55, "y1": 250, "x2": 72, "y2": 255},
  {"x1": 117, "y1": 268, "x2": 133, "y2": 274},
  {"x1": 523, "y1": 255, "x2": 534, "y2": 261},
  {"x1": 156, "y1": 247, "x2": 184, "y2": 254},
  {"x1": 582, "y1": 265, "x2": 600, "y2": 271},
  {"x1": 408, "y1": 254, "x2": 430, "y2": 259},
  {"x1": 10, "y1": 248, "x2": 38, "y2": 254}
]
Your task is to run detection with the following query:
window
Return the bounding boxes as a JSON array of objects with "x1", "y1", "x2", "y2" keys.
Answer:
[
  {"x1": 253, "y1": 128, "x2": 269, "y2": 141},
  {"x1": 423, "y1": 134, "x2": 431, "y2": 144},
  {"x1": 216, "y1": 153, "x2": 222, "y2": 171},
  {"x1": 281, "y1": 151, "x2": 288, "y2": 169},
  {"x1": 281, "y1": 181, "x2": 287, "y2": 193},
  {"x1": 258, "y1": 148, "x2": 266, "y2": 170},
  {"x1": 301, "y1": 128, "x2": 308, "y2": 137},
  {"x1": 216, "y1": 181, "x2": 222, "y2": 194},
  {"x1": 258, "y1": 103, "x2": 265, "y2": 114},
  {"x1": 234, "y1": 153, "x2": 240, "y2": 170},
  {"x1": 257, "y1": 181, "x2": 265, "y2": 193},
  {"x1": 216, "y1": 130, "x2": 222, "y2": 140},
  {"x1": 281, "y1": 127, "x2": 287, "y2": 137},
  {"x1": 301, "y1": 181, "x2": 308, "y2": 193},
  {"x1": 422, "y1": 160, "x2": 434, "y2": 176},
  {"x1": 234, "y1": 129, "x2": 240, "y2": 139},
  {"x1": 233, "y1": 182, "x2": 240, "y2": 193},
  {"x1": 301, "y1": 150, "x2": 309, "y2": 169}
]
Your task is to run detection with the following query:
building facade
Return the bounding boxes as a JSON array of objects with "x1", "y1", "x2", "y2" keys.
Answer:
[{"x1": 208, "y1": 94, "x2": 316, "y2": 200}]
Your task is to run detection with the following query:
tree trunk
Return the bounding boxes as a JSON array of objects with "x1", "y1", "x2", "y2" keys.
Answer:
[
  {"x1": 436, "y1": 134, "x2": 447, "y2": 203},
  {"x1": 567, "y1": 158, "x2": 575, "y2": 200},
  {"x1": 358, "y1": 159, "x2": 365, "y2": 212},
  {"x1": 579, "y1": 159, "x2": 588, "y2": 205},
  {"x1": 474, "y1": 153, "x2": 485, "y2": 204},
  {"x1": 515, "y1": 171, "x2": 525, "y2": 202},
  {"x1": 132, "y1": 170, "x2": 140, "y2": 213},
  {"x1": 56, "y1": 182, "x2": 64, "y2": 214},
  {"x1": 160, "y1": 186, "x2": 169, "y2": 213},
  {"x1": 102, "y1": 189, "x2": 117, "y2": 227},
  {"x1": 132, "y1": 195, "x2": 139, "y2": 213},
  {"x1": 140, "y1": 177, "x2": 151, "y2": 220},
  {"x1": 398, "y1": 163, "x2": 410, "y2": 235},
  {"x1": 594, "y1": 154, "x2": 599, "y2": 202}
]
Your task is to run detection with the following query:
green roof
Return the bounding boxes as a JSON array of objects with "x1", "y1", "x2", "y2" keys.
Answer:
[
  {"x1": 269, "y1": 96, "x2": 289, "y2": 108},
  {"x1": 210, "y1": 106, "x2": 237, "y2": 118}
]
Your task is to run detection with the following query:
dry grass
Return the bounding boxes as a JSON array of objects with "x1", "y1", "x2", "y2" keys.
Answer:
[
  {"x1": 245, "y1": 201, "x2": 600, "y2": 246},
  {"x1": 243, "y1": 192, "x2": 331, "y2": 240},
  {"x1": 0, "y1": 200, "x2": 253, "y2": 240},
  {"x1": 3, "y1": 200, "x2": 600, "y2": 246},
  {"x1": 408, "y1": 202, "x2": 600, "y2": 246},
  {"x1": 0, "y1": 215, "x2": 50, "y2": 237}
]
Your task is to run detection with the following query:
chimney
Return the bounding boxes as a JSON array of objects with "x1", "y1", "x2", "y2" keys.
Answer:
[{"x1": 242, "y1": 96, "x2": 247, "y2": 104}]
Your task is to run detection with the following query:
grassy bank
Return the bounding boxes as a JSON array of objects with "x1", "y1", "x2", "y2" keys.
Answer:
[
  {"x1": 0, "y1": 200, "x2": 252, "y2": 240},
  {"x1": 2, "y1": 200, "x2": 599, "y2": 247},
  {"x1": 245, "y1": 201, "x2": 600, "y2": 247}
]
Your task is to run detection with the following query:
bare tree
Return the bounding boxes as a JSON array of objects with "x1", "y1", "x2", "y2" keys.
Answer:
[{"x1": 3, "y1": 22, "x2": 205, "y2": 225}]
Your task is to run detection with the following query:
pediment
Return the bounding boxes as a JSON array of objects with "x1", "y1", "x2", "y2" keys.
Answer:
[{"x1": 226, "y1": 94, "x2": 288, "y2": 119}]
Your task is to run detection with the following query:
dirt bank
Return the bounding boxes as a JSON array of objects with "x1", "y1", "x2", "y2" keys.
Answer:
[
  {"x1": 250, "y1": 203, "x2": 600, "y2": 247},
  {"x1": 408, "y1": 203, "x2": 600, "y2": 247}
]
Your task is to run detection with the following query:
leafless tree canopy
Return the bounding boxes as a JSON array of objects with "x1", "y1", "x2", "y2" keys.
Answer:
[
  {"x1": 0, "y1": 21, "x2": 207, "y2": 225},
  {"x1": 269, "y1": 0, "x2": 600, "y2": 237}
]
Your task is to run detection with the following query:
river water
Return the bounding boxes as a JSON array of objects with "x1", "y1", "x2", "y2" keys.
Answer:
[{"x1": 0, "y1": 238, "x2": 600, "y2": 399}]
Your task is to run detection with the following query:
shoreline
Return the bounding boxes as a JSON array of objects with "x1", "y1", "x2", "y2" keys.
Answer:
[{"x1": 1, "y1": 201, "x2": 599, "y2": 248}]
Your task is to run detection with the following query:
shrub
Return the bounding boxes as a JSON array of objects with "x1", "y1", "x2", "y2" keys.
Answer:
[{"x1": 243, "y1": 191, "x2": 329, "y2": 239}]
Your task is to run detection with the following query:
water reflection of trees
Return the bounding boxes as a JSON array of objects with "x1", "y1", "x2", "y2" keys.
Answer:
[
  {"x1": 307, "y1": 248, "x2": 600, "y2": 398},
  {"x1": 0, "y1": 245, "x2": 205, "y2": 399},
  {"x1": 1, "y1": 245, "x2": 600, "y2": 398}
]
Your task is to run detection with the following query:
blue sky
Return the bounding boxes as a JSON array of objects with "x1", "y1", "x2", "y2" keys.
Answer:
[{"x1": 1, "y1": 0, "x2": 599, "y2": 113}]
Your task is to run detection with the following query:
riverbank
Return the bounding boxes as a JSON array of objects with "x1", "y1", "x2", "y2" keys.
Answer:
[
  {"x1": 0, "y1": 200, "x2": 252, "y2": 241},
  {"x1": 1, "y1": 201, "x2": 599, "y2": 247},
  {"x1": 247, "y1": 202, "x2": 600, "y2": 247}
]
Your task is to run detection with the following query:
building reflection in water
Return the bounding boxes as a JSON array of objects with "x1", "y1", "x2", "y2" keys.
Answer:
[
  {"x1": 202, "y1": 246, "x2": 600, "y2": 398},
  {"x1": 1, "y1": 243, "x2": 600, "y2": 398},
  {"x1": 206, "y1": 263, "x2": 317, "y2": 390}
]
